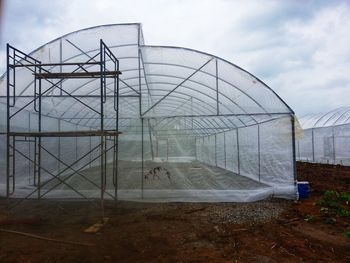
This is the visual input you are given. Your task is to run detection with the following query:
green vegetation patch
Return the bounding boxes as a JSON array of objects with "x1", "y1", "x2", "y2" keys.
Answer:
[{"x1": 315, "y1": 190, "x2": 350, "y2": 217}]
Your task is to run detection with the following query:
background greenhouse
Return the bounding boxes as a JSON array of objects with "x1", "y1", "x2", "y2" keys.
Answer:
[
  {"x1": 0, "y1": 23, "x2": 297, "y2": 202},
  {"x1": 297, "y1": 107, "x2": 350, "y2": 165}
]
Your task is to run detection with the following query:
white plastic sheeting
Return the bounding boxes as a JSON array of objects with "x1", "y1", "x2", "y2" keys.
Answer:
[
  {"x1": 297, "y1": 107, "x2": 350, "y2": 165},
  {"x1": 0, "y1": 23, "x2": 296, "y2": 201}
]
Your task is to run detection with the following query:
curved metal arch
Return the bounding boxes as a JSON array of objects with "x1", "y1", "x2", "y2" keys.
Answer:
[
  {"x1": 142, "y1": 81, "x2": 256, "y2": 124},
  {"x1": 90, "y1": 95, "x2": 227, "y2": 133},
  {"x1": 142, "y1": 61, "x2": 270, "y2": 115},
  {"x1": 313, "y1": 107, "x2": 346, "y2": 128},
  {"x1": 88, "y1": 93, "x2": 232, "y2": 135},
  {"x1": 114, "y1": 117, "x2": 217, "y2": 137},
  {"x1": 3, "y1": 23, "x2": 294, "y2": 136},
  {"x1": 300, "y1": 112, "x2": 324, "y2": 129},
  {"x1": 321, "y1": 107, "x2": 348, "y2": 128},
  {"x1": 37, "y1": 57, "x2": 266, "y2": 126},
  {"x1": 16, "y1": 42, "x2": 140, "y2": 96},
  {"x1": 66, "y1": 81, "x2": 246, "y2": 128},
  {"x1": 141, "y1": 75, "x2": 258, "y2": 123},
  {"x1": 328, "y1": 107, "x2": 350, "y2": 127},
  {"x1": 107, "y1": 116, "x2": 215, "y2": 137},
  {"x1": 141, "y1": 45, "x2": 294, "y2": 114},
  {"x1": 84, "y1": 88, "x2": 243, "y2": 129},
  {"x1": 104, "y1": 76, "x2": 254, "y2": 125},
  {"x1": 43, "y1": 59, "x2": 280, "y2": 122},
  {"x1": 100, "y1": 72, "x2": 257, "y2": 123}
]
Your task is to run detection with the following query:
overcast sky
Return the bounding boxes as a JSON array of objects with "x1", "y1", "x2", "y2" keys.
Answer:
[{"x1": 0, "y1": 0, "x2": 349, "y2": 117}]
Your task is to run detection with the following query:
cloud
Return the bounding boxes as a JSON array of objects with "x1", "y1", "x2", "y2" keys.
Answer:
[{"x1": 0, "y1": 0, "x2": 349, "y2": 117}]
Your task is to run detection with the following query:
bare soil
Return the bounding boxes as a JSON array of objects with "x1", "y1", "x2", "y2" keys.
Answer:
[{"x1": 0, "y1": 162, "x2": 349, "y2": 262}]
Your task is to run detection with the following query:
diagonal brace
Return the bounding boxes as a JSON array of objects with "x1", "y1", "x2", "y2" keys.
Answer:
[{"x1": 141, "y1": 57, "x2": 214, "y2": 116}]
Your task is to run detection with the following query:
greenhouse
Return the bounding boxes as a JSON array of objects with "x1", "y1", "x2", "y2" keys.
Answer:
[
  {"x1": 0, "y1": 23, "x2": 297, "y2": 202},
  {"x1": 297, "y1": 107, "x2": 350, "y2": 165}
]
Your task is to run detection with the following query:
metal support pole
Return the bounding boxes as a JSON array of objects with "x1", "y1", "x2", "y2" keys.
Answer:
[
  {"x1": 28, "y1": 112, "x2": 31, "y2": 184},
  {"x1": 138, "y1": 26, "x2": 142, "y2": 117},
  {"x1": 311, "y1": 128, "x2": 315, "y2": 162},
  {"x1": 258, "y1": 125, "x2": 261, "y2": 182},
  {"x1": 100, "y1": 39, "x2": 105, "y2": 218},
  {"x1": 236, "y1": 128, "x2": 240, "y2": 175},
  {"x1": 291, "y1": 115, "x2": 297, "y2": 183},
  {"x1": 11, "y1": 136, "x2": 15, "y2": 195},
  {"x1": 224, "y1": 132, "x2": 226, "y2": 169},
  {"x1": 166, "y1": 138, "x2": 169, "y2": 161},
  {"x1": 141, "y1": 118, "x2": 144, "y2": 199},
  {"x1": 332, "y1": 127, "x2": 336, "y2": 164},
  {"x1": 58, "y1": 119, "x2": 61, "y2": 172},
  {"x1": 215, "y1": 134, "x2": 217, "y2": 167},
  {"x1": 59, "y1": 38, "x2": 63, "y2": 96},
  {"x1": 195, "y1": 137, "x2": 197, "y2": 160},
  {"x1": 148, "y1": 119, "x2": 154, "y2": 160},
  {"x1": 75, "y1": 124, "x2": 78, "y2": 160},
  {"x1": 114, "y1": 59, "x2": 119, "y2": 200},
  {"x1": 215, "y1": 59, "x2": 219, "y2": 115},
  {"x1": 6, "y1": 44, "x2": 10, "y2": 198},
  {"x1": 89, "y1": 127, "x2": 92, "y2": 168},
  {"x1": 37, "y1": 65, "x2": 42, "y2": 199}
]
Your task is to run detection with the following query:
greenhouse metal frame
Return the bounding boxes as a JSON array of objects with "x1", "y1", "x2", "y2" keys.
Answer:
[{"x1": 0, "y1": 23, "x2": 297, "y2": 203}]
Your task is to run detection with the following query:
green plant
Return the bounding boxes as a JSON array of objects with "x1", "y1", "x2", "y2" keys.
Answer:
[
  {"x1": 344, "y1": 225, "x2": 350, "y2": 238},
  {"x1": 304, "y1": 214, "x2": 319, "y2": 222},
  {"x1": 316, "y1": 190, "x2": 350, "y2": 217}
]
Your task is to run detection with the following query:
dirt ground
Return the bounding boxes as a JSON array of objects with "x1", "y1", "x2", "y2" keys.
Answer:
[{"x1": 0, "y1": 162, "x2": 349, "y2": 262}]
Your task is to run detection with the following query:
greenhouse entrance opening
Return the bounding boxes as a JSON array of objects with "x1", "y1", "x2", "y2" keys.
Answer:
[{"x1": 0, "y1": 24, "x2": 297, "y2": 204}]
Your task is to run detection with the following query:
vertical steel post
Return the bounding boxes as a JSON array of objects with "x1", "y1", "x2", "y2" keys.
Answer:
[
  {"x1": 224, "y1": 132, "x2": 226, "y2": 169},
  {"x1": 100, "y1": 40, "x2": 105, "y2": 217},
  {"x1": 236, "y1": 128, "x2": 240, "y2": 175},
  {"x1": 166, "y1": 138, "x2": 169, "y2": 161},
  {"x1": 215, "y1": 134, "x2": 217, "y2": 167},
  {"x1": 11, "y1": 136, "x2": 15, "y2": 195},
  {"x1": 291, "y1": 115, "x2": 297, "y2": 183},
  {"x1": 28, "y1": 112, "x2": 31, "y2": 184},
  {"x1": 311, "y1": 128, "x2": 315, "y2": 162},
  {"x1": 215, "y1": 59, "x2": 219, "y2": 115},
  {"x1": 138, "y1": 25, "x2": 144, "y2": 199},
  {"x1": 195, "y1": 137, "x2": 197, "y2": 160},
  {"x1": 75, "y1": 124, "x2": 78, "y2": 160},
  {"x1": 332, "y1": 126, "x2": 336, "y2": 164},
  {"x1": 37, "y1": 64, "x2": 42, "y2": 199},
  {"x1": 148, "y1": 119, "x2": 154, "y2": 160},
  {"x1": 115, "y1": 59, "x2": 119, "y2": 200},
  {"x1": 58, "y1": 119, "x2": 61, "y2": 172},
  {"x1": 89, "y1": 127, "x2": 92, "y2": 168},
  {"x1": 6, "y1": 44, "x2": 10, "y2": 198},
  {"x1": 258, "y1": 125, "x2": 261, "y2": 182},
  {"x1": 59, "y1": 39, "x2": 63, "y2": 96},
  {"x1": 141, "y1": 118, "x2": 144, "y2": 199}
]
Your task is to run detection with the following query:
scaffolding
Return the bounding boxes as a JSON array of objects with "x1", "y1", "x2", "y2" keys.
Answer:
[{"x1": 6, "y1": 41, "x2": 121, "y2": 211}]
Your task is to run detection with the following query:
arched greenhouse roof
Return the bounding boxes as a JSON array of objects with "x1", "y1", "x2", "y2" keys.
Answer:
[
  {"x1": 299, "y1": 107, "x2": 350, "y2": 129},
  {"x1": 0, "y1": 23, "x2": 293, "y2": 134}
]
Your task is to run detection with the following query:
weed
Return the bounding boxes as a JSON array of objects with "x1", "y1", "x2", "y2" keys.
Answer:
[
  {"x1": 304, "y1": 214, "x2": 319, "y2": 222},
  {"x1": 316, "y1": 190, "x2": 350, "y2": 217}
]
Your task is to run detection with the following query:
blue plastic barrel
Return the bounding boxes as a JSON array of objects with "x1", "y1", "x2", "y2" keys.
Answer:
[{"x1": 297, "y1": 181, "x2": 310, "y2": 199}]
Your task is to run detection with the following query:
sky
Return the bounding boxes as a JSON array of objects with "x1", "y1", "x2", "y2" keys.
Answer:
[{"x1": 0, "y1": 0, "x2": 349, "y2": 117}]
